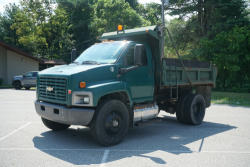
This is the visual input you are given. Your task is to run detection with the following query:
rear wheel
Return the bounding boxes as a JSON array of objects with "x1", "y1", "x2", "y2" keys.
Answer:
[
  {"x1": 176, "y1": 94, "x2": 190, "y2": 123},
  {"x1": 184, "y1": 94, "x2": 206, "y2": 125},
  {"x1": 91, "y1": 99, "x2": 129, "y2": 146},
  {"x1": 41, "y1": 118, "x2": 70, "y2": 131}
]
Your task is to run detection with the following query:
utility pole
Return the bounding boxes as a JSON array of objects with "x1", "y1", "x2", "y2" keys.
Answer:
[{"x1": 161, "y1": 0, "x2": 169, "y2": 60}]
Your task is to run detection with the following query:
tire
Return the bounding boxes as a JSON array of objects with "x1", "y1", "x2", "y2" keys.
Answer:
[
  {"x1": 41, "y1": 118, "x2": 70, "y2": 131},
  {"x1": 14, "y1": 81, "x2": 21, "y2": 90},
  {"x1": 184, "y1": 94, "x2": 206, "y2": 125},
  {"x1": 25, "y1": 87, "x2": 30, "y2": 90},
  {"x1": 176, "y1": 94, "x2": 190, "y2": 123},
  {"x1": 91, "y1": 99, "x2": 129, "y2": 146}
]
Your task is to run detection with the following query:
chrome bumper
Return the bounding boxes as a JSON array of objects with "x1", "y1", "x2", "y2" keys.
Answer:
[{"x1": 35, "y1": 101, "x2": 95, "y2": 126}]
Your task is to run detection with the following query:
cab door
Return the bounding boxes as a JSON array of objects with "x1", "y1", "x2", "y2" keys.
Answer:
[
  {"x1": 120, "y1": 43, "x2": 154, "y2": 103},
  {"x1": 30, "y1": 72, "x2": 38, "y2": 86},
  {"x1": 22, "y1": 72, "x2": 33, "y2": 86}
]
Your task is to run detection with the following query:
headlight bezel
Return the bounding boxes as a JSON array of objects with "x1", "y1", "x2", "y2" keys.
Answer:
[{"x1": 72, "y1": 91, "x2": 93, "y2": 107}]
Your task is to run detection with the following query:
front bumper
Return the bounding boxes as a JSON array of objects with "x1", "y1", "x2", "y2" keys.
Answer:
[{"x1": 35, "y1": 101, "x2": 95, "y2": 126}]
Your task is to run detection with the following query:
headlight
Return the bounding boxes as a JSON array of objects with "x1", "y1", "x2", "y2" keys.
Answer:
[
  {"x1": 74, "y1": 95, "x2": 89, "y2": 104},
  {"x1": 72, "y1": 91, "x2": 93, "y2": 106}
]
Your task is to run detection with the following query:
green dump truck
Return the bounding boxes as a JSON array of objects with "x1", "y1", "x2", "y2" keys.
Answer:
[{"x1": 35, "y1": 25, "x2": 217, "y2": 146}]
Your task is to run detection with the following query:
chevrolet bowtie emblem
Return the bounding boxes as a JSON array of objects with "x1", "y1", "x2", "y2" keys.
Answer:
[{"x1": 46, "y1": 86, "x2": 54, "y2": 92}]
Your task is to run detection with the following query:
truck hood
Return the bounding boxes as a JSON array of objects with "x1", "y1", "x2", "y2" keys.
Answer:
[
  {"x1": 13, "y1": 75, "x2": 23, "y2": 80},
  {"x1": 39, "y1": 64, "x2": 110, "y2": 76}
]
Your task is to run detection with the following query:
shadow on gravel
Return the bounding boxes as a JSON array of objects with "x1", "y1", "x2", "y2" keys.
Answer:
[{"x1": 33, "y1": 115, "x2": 236, "y2": 165}]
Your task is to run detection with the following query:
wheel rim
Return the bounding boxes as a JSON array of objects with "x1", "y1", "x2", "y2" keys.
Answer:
[
  {"x1": 192, "y1": 101, "x2": 204, "y2": 119},
  {"x1": 15, "y1": 82, "x2": 21, "y2": 89},
  {"x1": 104, "y1": 111, "x2": 122, "y2": 135}
]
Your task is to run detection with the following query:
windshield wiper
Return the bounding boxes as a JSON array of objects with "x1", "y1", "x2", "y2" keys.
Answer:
[{"x1": 81, "y1": 61, "x2": 100, "y2": 65}]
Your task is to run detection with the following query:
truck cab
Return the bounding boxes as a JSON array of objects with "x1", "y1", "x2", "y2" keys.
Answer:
[{"x1": 35, "y1": 25, "x2": 216, "y2": 146}]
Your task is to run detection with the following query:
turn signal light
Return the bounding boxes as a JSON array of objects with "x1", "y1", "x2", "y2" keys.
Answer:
[{"x1": 79, "y1": 81, "x2": 86, "y2": 88}]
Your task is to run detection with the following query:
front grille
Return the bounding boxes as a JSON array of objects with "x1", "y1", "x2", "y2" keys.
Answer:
[{"x1": 38, "y1": 77, "x2": 67, "y2": 103}]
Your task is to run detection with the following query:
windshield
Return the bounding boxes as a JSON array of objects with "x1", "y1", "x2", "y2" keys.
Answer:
[{"x1": 74, "y1": 41, "x2": 127, "y2": 64}]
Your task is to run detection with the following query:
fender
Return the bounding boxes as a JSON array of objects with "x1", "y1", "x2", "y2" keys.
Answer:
[
  {"x1": 86, "y1": 81, "x2": 132, "y2": 107},
  {"x1": 12, "y1": 78, "x2": 23, "y2": 86}
]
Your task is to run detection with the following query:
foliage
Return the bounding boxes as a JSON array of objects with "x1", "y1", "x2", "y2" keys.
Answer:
[
  {"x1": 125, "y1": 0, "x2": 138, "y2": 9},
  {"x1": 90, "y1": 0, "x2": 149, "y2": 36},
  {"x1": 57, "y1": 0, "x2": 93, "y2": 55},
  {"x1": 198, "y1": 26, "x2": 250, "y2": 90},
  {"x1": 212, "y1": 91, "x2": 250, "y2": 106},
  {"x1": 0, "y1": 3, "x2": 20, "y2": 46},
  {"x1": 45, "y1": 7, "x2": 74, "y2": 62},
  {"x1": 11, "y1": 0, "x2": 51, "y2": 56},
  {"x1": 136, "y1": 2, "x2": 161, "y2": 25}
]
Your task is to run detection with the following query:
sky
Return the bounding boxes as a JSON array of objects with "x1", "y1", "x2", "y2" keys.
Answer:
[
  {"x1": 138, "y1": 0, "x2": 162, "y2": 4},
  {"x1": 0, "y1": 0, "x2": 19, "y2": 13}
]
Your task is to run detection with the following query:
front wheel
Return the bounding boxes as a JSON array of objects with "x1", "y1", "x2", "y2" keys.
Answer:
[
  {"x1": 41, "y1": 118, "x2": 70, "y2": 131},
  {"x1": 25, "y1": 87, "x2": 31, "y2": 90},
  {"x1": 13, "y1": 81, "x2": 21, "y2": 90},
  {"x1": 91, "y1": 99, "x2": 129, "y2": 146}
]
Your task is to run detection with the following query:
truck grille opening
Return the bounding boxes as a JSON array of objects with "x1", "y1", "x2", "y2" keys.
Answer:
[{"x1": 38, "y1": 77, "x2": 67, "y2": 103}]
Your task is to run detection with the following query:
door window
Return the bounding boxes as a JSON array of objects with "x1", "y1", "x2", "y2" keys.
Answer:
[
  {"x1": 125, "y1": 46, "x2": 135, "y2": 67},
  {"x1": 24, "y1": 72, "x2": 32, "y2": 77},
  {"x1": 140, "y1": 46, "x2": 148, "y2": 66},
  {"x1": 32, "y1": 72, "x2": 38, "y2": 77}
]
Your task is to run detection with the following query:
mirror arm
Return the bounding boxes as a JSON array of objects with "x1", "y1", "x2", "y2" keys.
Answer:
[{"x1": 119, "y1": 65, "x2": 139, "y2": 74}]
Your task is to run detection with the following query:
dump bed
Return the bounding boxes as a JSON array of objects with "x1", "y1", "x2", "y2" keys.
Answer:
[{"x1": 162, "y1": 58, "x2": 217, "y2": 87}]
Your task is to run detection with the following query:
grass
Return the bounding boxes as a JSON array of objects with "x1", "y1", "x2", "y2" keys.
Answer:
[
  {"x1": 0, "y1": 85, "x2": 13, "y2": 89},
  {"x1": 212, "y1": 91, "x2": 250, "y2": 107}
]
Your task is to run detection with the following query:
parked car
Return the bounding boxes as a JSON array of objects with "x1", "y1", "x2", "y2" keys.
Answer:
[{"x1": 12, "y1": 71, "x2": 38, "y2": 90}]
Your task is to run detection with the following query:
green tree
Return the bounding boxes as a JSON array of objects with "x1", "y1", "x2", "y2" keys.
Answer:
[
  {"x1": 90, "y1": 0, "x2": 150, "y2": 36},
  {"x1": 0, "y1": 3, "x2": 21, "y2": 46},
  {"x1": 11, "y1": 0, "x2": 52, "y2": 56},
  {"x1": 7, "y1": 0, "x2": 74, "y2": 61},
  {"x1": 125, "y1": 0, "x2": 138, "y2": 9},
  {"x1": 57, "y1": 0, "x2": 94, "y2": 54},
  {"x1": 168, "y1": 0, "x2": 249, "y2": 38},
  {"x1": 136, "y1": 2, "x2": 162, "y2": 25},
  {"x1": 45, "y1": 7, "x2": 74, "y2": 62},
  {"x1": 199, "y1": 26, "x2": 250, "y2": 90}
]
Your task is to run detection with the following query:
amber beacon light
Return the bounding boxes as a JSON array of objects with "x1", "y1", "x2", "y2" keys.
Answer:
[
  {"x1": 117, "y1": 25, "x2": 123, "y2": 31},
  {"x1": 79, "y1": 81, "x2": 86, "y2": 88}
]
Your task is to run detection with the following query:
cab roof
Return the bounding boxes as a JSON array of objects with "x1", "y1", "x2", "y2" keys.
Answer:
[{"x1": 100, "y1": 25, "x2": 160, "y2": 41}]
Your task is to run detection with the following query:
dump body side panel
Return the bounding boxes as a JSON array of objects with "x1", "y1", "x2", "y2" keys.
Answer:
[{"x1": 162, "y1": 58, "x2": 217, "y2": 88}]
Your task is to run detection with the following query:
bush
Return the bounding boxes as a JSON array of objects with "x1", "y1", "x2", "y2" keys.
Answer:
[
  {"x1": 197, "y1": 26, "x2": 250, "y2": 91},
  {"x1": 0, "y1": 78, "x2": 3, "y2": 85}
]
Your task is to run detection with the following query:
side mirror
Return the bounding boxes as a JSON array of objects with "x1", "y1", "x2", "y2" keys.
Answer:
[{"x1": 134, "y1": 44, "x2": 144, "y2": 66}]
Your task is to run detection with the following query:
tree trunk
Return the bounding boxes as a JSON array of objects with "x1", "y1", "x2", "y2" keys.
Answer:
[{"x1": 198, "y1": 0, "x2": 203, "y2": 36}]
